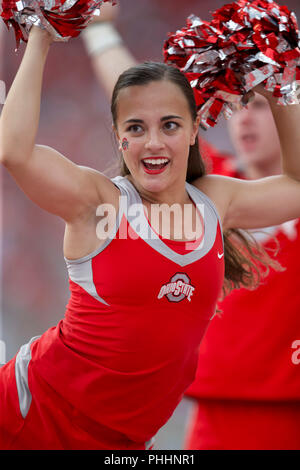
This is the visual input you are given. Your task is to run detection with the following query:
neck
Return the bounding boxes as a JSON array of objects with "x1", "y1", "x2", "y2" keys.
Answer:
[
  {"x1": 243, "y1": 157, "x2": 282, "y2": 180},
  {"x1": 127, "y1": 175, "x2": 189, "y2": 206}
]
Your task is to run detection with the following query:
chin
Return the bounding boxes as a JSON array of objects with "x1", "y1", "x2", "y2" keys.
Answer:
[
  {"x1": 140, "y1": 176, "x2": 169, "y2": 193},
  {"x1": 239, "y1": 151, "x2": 262, "y2": 166}
]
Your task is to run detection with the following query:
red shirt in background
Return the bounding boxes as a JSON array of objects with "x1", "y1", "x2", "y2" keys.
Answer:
[{"x1": 186, "y1": 140, "x2": 300, "y2": 401}]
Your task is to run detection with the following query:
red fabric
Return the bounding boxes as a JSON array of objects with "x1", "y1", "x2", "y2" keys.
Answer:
[
  {"x1": 184, "y1": 142, "x2": 300, "y2": 450},
  {"x1": 1, "y1": 200, "x2": 224, "y2": 449},
  {"x1": 185, "y1": 399, "x2": 300, "y2": 450},
  {"x1": 159, "y1": 235, "x2": 202, "y2": 254},
  {"x1": 0, "y1": 358, "x2": 24, "y2": 448},
  {"x1": 1, "y1": 352, "x2": 140, "y2": 450},
  {"x1": 56, "y1": 217, "x2": 224, "y2": 443},
  {"x1": 154, "y1": 202, "x2": 205, "y2": 254},
  {"x1": 185, "y1": 166, "x2": 300, "y2": 400},
  {"x1": 199, "y1": 138, "x2": 241, "y2": 177}
]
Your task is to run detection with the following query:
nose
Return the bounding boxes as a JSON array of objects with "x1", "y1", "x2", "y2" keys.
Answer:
[
  {"x1": 144, "y1": 130, "x2": 165, "y2": 152},
  {"x1": 231, "y1": 106, "x2": 254, "y2": 133}
]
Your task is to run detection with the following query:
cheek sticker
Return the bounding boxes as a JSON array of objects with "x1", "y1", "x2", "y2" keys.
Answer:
[{"x1": 122, "y1": 138, "x2": 129, "y2": 151}]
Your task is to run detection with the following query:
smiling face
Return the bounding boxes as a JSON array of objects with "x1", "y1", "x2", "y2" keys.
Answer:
[
  {"x1": 227, "y1": 94, "x2": 281, "y2": 177},
  {"x1": 113, "y1": 80, "x2": 200, "y2": 197}
]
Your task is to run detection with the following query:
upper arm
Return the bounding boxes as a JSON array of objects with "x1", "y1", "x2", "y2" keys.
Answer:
[
  {"x1": 194, "y1": 174, "x2": 300, "y2": 231},
  {"x1": 3, "y1": 144, "x2": 115, "y2": 222}
]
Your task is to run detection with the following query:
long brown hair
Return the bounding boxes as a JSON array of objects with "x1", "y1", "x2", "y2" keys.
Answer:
[{"x1": 111, "y1": 62, "x2": 283, "y2": 299}]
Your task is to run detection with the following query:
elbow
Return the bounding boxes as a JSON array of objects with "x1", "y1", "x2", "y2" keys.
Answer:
[
  {"x1": 0, "y1": 152, "x2": 11, "y2": 167},
  {"x1": 0, "y1": 151, "x2": 18, "y2": 168},
  {"x1": 0, "y1": 145, "x2": 32, "y2": 168},
  {"x1": 0, "y1": 134, "x2": 34, "y2": 167},
  {"x1": 0, "y1": 152, "x2": 29, "y2": 169},
  {"x1": 0, "y1": 140, "x2": 17, "y2": 166}
]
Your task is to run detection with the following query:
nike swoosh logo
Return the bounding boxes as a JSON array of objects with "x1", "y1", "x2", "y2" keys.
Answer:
[{"x1": 218, "y1": 252, "x2": 224, "y2": 259}]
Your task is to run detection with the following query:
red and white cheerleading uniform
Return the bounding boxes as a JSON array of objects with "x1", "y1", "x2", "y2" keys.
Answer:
[
  {"x1": 184, "y1": 156, "x2": 300, "y2": 450},
  {"x1": 0, "y1": 176, "x2": 224, "y2": 450}
]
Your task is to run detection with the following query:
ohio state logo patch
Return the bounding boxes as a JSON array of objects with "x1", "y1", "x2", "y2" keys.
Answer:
[{"x1": 158, "y1": 273, "x2": 195, "y2": 303}]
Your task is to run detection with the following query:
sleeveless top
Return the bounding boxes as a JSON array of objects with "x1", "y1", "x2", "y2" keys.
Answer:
[
  {"x1": 15, "y1": 176, "x2": 225, "y2": 445},
  {"x1": 186, "y1": 218, "x2": 300, "y2": 401}
]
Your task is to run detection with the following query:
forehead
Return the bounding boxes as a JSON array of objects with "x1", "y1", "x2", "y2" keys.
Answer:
[
  {"x1": 115, "y1": 80, "x2": 192, "y2": 123},
  {"x1": 251, "y1": 93, "x2": 269, "y2": 105},
  {"x1": 230, "y1": 93, "x2": 269, "y2": 121},
  {"x1": 243, "y1": 93, "x2": 269, "y2": 109}
]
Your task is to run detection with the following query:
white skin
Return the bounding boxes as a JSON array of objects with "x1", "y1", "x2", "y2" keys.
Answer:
[
  {"x1": 86, "y1": 2, "x2": 136, "y2": 97},
  {"x1": 114, "y1": 81, "x2": 199, "y2": 203},
  {"x1": 228, "y1": 94, "x2": 282, "y2": 180},
  {"x1": 2, "y1": 26, "x2": 300, "y2": 263},
  {"x1": 113, "y1": 80, "x2": 201, "y2": 240}
]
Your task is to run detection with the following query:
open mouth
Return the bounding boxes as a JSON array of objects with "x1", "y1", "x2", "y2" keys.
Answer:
[
  {"x1": 241, "y1": 134, "x2": 257, "y2": 144},
  {"x1": 142, "y1": 158, "x2": 170, "y2": 172}
]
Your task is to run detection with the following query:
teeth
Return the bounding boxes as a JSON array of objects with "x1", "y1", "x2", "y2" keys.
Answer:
[{"x1": 143, "y1": 158, "x2": 169, "y2": 165}]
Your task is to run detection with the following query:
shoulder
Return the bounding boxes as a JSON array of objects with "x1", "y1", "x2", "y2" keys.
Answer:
[
  {"x1": 192, "y1": 173, "x2": 239, "y2": 192},
  {"x1": 192, "y1": 174, "x2": 226, "y2": 191},
  {"x1": 191, "y1": 175, "x2": 236, "y2": 228},
  {"x1": 77, "y1": 165, "x2": 121, "y2": 206}
]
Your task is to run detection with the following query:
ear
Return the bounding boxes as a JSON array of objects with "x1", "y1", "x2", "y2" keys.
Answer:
[
  {"x1": 112, "y1": 124, "x2": 122, "y2": 151},
  {"x1": 190, "y1": 114, "x2": 201, "y2": 146}
]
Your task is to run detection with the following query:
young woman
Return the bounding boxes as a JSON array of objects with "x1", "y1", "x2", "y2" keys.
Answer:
[
  {"x1": 83, "y1": 5, "x2": 300, "y2": 449},
  {"x1": 1, "y1": 23, "x2": 300, "y2": 450},
  {"x1": 82, "y1": 5, "x2": 300, "y2": 450}
]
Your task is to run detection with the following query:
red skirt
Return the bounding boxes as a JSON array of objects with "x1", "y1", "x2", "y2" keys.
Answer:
[{"x1": 0, "y1": 356, "x2": 152, "y2": 450}]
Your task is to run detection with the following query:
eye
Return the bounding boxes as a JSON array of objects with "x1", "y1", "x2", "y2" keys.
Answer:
[
  {"x1": 252, "y1": 100, "x2": 268, "y2": 110},
  {"x1": 127, "y1": 124, "x2": 143, "y2": 134},
  {"x1": 163, "y1": 121, "x2": 179, "y2": 132}
]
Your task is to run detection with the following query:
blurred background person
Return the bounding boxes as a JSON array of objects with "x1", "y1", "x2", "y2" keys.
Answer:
[
  {"x1": 81, "y1": 1, "x2": 300, "y2": 449},
  {"x1": 183, "y1": 95, "x2": 300, "y2": 450}
]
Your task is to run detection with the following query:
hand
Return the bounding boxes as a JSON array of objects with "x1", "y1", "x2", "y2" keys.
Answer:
[
  {"x1": 234, "y1": 70, "x2": 275, "y2": 102},
  {"x1": 252, "y1": 83, "x2": 277, "y2": 103},
  {"x1": 91, "y1": 2, "x2": 120, "y2": 24},
  {"x1": 28, "y1": 25, "x2": 53, "y2": 46},
  {"x1": 241, "y1": 89, "x2": 255, "y2": 105}
]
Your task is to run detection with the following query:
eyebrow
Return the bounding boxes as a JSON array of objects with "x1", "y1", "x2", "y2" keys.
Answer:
[{"x1": 123, "y1": 115, "x2": 183, "y2": 125}]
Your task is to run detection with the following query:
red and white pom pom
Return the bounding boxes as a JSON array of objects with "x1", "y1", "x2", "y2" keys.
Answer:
[
  {"x1": 0, "y1": 0, "x2": 116, "y2": 48},
  {"x1": 164, "y1": 0, "x2": 300, "y2": 129}
]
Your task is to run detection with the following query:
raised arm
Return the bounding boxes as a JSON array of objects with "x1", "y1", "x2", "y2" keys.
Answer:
[
  {"x1": 0, "y1": 26, "x2": 51, "y2": 164},
  {"x1": 196, "y1": 89, "x2": 300, "y2": 231},
  {"x1": 81, "y1": 2, "x2": 136, "y2": 98},
  {"x1": 0, "y1": 26, "x2": 113, "y2": 223}
]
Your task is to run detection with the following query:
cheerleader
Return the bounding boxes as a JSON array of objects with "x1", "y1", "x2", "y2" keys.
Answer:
[{"x1": 1, "y1": 2, "x2": 300, "y2": 450}]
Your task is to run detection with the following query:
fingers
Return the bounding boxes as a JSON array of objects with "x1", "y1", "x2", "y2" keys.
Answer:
[
  {"x1": 241, "y1": 90, "x2": 255, "y2": 105},
  {"x1": 91, "y1": 2, "x2": 120, "y2": 24},
  {"x1": 28, "y1": 25, "x2": 53, "y2": 45}
]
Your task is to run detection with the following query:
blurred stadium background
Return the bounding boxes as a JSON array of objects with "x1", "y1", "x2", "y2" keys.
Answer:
[{"x1": 0, "y1": 0, "x2": 299, "y2": 449}]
